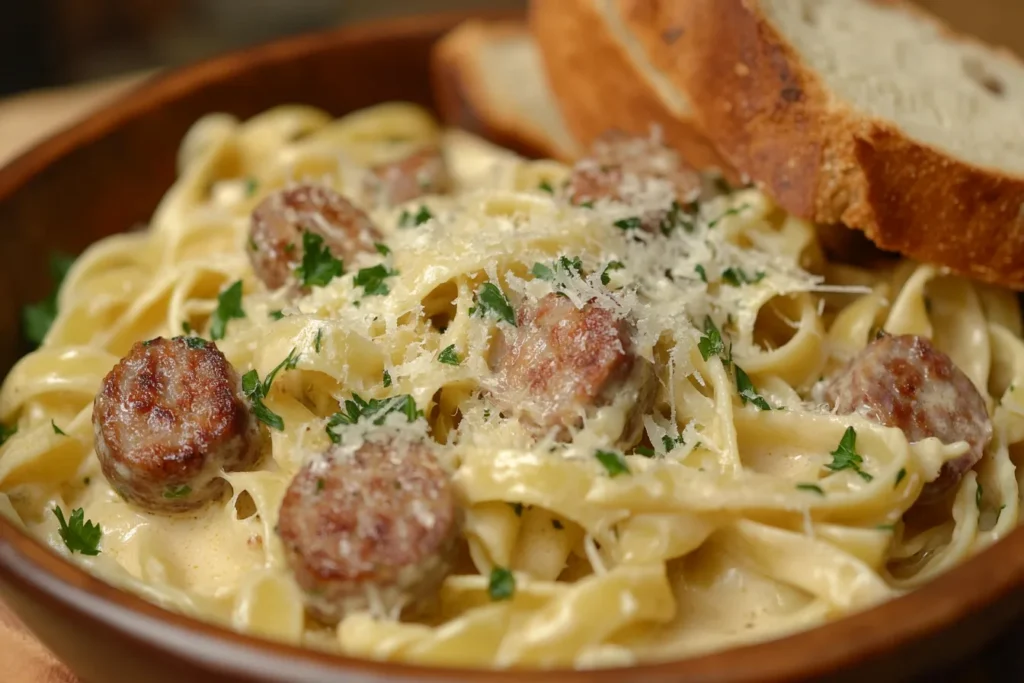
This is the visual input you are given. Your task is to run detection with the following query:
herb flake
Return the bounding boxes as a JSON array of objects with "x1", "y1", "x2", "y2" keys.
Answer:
[
  {"x1": 53, "y1": 506, "x2": 101, "y2": 555},
  {"x1": 438, "y1": 344, "x2": 461, "y2": 366},
  {"x1": 326, "y1": 394, "x2": 422, "y2": 442},
  {"x1": 595, "y1": 449, "x2": 630, "y2": 477},
  {"x1": 295, "y1": 231, "x2": 344, "y2": 288},
  {"x1": 354, "y1": 264, "x2": 397, "y2": 297},
  {"x1": 210, "y1": 280, "x2": 245, "y2": 340},
  {"x1": 735, "y1": 365, "x2": 771, "y2": 411},
  {"x1": 825, "y1": 427, "x2": 873, "y2": 482},
  {"x1": 488, "y1": 566, "x2": 515, "y2": 601},
  {"x1": 23, "y1": 252, "x2": 76, "y2": 346},
  {"x1": 472, "y1": 283, "x2": 516, "y2": 326},
  {"x1": 51, "y1": 420, "x2": 66, "y2": 436},
  {"x1": 796, "y1": 483, "x2": 824, "y2": 496}
]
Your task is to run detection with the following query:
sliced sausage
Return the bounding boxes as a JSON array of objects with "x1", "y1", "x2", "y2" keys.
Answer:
[
  {"x1": 93, "y1": 336, "x2": 260, "y2": 513},
  {"x1": 487, "y1": 293, "x2": 656, "y2": 447},
  {"x1": 364, "y1": 145, "x2": 452, "y2": 207},
  {"x1": 248, "y1": 184, "x2": 380, "y2": 290},
  {"x1": 567, "y1": 130, "x2": 703, "y2": 231},
  {"x1": 825, "y1": 334, "x2": 992, "y2": 503},
  {"x1": 277, "y1": 437, "x2": 459, "y2": 624}
]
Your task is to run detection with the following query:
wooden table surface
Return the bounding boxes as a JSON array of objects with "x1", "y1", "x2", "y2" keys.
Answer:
[{"x1": 1, "y1": 67, "x2": 1024, "y2": 683}]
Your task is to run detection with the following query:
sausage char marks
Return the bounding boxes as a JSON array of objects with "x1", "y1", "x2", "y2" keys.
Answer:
[
  {"x1": 487, "y1": 293, "x2": 656, "y2": 448},
  {"x1": 364, "y1": 145, "x2": 452, "y2": 207},
  {"x1": 93, "y1": 337, "x2": 260, "y2": 513},
  {"x1": 248, "y1": 184, "x2": 380, "y2": 290},
  {"x1": 567, "y1": 131, "x2": 703, "y2": 231},
  {"x1": 277, "y1": 437, "x2": 459, "y2": 624},
  {"x1": 825, "y1": 334, "x2": 992, "y2": 504}
]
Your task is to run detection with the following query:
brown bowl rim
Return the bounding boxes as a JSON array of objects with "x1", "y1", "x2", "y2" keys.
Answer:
[{"x1": 1, "y1": 10, "x2": 1024, "y2": 683}]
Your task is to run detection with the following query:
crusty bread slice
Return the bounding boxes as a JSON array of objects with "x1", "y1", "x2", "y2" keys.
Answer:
[
  {"x1": 430, "y1": 20, "x2": 581, "y2": 162},
  {"x1": 619, "y1": 0, "x2": 1024, "y2": 288},
  {"x1": 528, "y1": 0, "x2": 733, "y2": 176}
]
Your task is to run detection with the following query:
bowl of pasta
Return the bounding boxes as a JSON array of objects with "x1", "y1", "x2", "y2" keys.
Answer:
[{"x1": 3, "y1": 5, "x2": 1024, "y2": 683}]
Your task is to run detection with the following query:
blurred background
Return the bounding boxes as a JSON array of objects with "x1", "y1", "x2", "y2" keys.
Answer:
[{"x1": 1, "y1": 0, "x2": 1023, "y2": 97}]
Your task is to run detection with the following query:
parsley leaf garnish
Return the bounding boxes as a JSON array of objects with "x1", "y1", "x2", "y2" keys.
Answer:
[
  {"x1": 244, "y1": 178, "x2": 259, "y2": 197},
  {"x1": 269, "y1": 310, "x2": 285, "y2": 321},
  {"x1": 295, "y1": 231, "x2": 344, "y2": 288},
  {"x1": 438, "y1": 344, "x2": 461, "y2": 366},
  {"x1": 374, "y1": 242, "x2": 391, "y2": 256},
  {"x1": 23, "y1": 252, "x2": 76, "y2": 346},
  {"x1": 721, "y1": 267, "x2": 766, "y2": 287},
  {"x1": 51, "y1": 420, "x2": 66, "y2": 436},
  {"x1": 314, "y1": 327, "x2": 323, "y2": 354},
  {"x1": 895, "y1": 468, "x2": 906, "y2": 488},
  {"x1": 326, "y1": 394, "x2": 422, "y2": 442},
  {"x1": 634, "y1": 446, "x2": 656, "y2": 458},
  {"x1": 182, "y1": 321, "x2": 193, "y2": 335},
  {"x1": 176, "y1": 335, "x2": 207, "y2": 350},
  {"x1": 53, "y1": 506, "x2": 101, "y2": 555},
  {"x1": 825, "y1": 427, "x2": 872, "y2": 481},
  {"x1": 707, "y1": 203, "x2": 750, "y2": 228},
  {"x1": 399, "y1": 205, "x2": 433, "y2": 227},
  {"x1": 614, "y1": 216, "x2": 643, "y2": 231},
  {"x1": 164, "y1": 484, "x2": 192, "y2": 499},
  {"x1": 210, "y1": 280, "x2": 245, "y2": 340},
  {"x1": 796, "y1": 483, "x2": 825, "y2": 496},
  {"x1": 532, "y1": 256, "x2": 583, "y2": 284},
  {"x1": 471, "y1": 283, "x2": 516, "y2": 326},
  {"x1": 0, "y1": 423, "x2": 16, "y2": 447},
  {"x1": 735, "y1": 365, "x2": 772, "y2": 411},
  {"x1": 595, "y1": 449, "x2": 630, "y2": 477},
  {"x1": 662, "y1": 434, "x2": 685, "y2": 452},
  {"x1": 488, "y1": 566, "x2": 515, "y2": 601},
  {"x1": 697, "y1": 316, "x2": 727, "y2": 362},
  {"x1": 538, "y1": 179, "x2": 555, "y2": 194},
  {"x1": 241, "y1": 348, "x2": 299, "y2": 431},
  {"x1": 354, "y1": 264, "x2": 397, "y2": 297},
  {"x1": 659, "y1": 200, "x2": 697, "y2": 235},
  {"x1": 694, "y1": 264, "x2": 708, "y2": 283},
  {"x1": 382, "y1": 369, "x2": 392, "y2": 387},
  {"x1": 601, "y1": 260, "x2": 625, "y2": 285}
]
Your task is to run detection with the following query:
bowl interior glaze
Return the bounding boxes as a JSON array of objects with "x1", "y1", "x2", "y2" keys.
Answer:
[{"x1": 1, "y1": 11, "x2": 1024, "y2": 683}]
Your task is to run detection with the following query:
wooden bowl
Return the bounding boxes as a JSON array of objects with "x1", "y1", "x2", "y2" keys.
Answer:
[{"x1": 1, "y1": 11, "x2": 1024, "y2": 683}]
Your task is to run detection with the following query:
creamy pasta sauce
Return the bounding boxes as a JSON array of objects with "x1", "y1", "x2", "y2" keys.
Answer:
[{"x1": 1, "y1": 102, "x2": 1023, "y2": 668}]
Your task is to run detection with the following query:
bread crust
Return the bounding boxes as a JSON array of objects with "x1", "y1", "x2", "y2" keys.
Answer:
[
  {"x1": 430, "y1": 20, "x2": 580, "y2": 162},
  {"x1": 620, "y1": 0, "x2": 1024, "y2": 288},
  {"x1": 528, "y1": 0, "x2": 733, "y2": 176}
]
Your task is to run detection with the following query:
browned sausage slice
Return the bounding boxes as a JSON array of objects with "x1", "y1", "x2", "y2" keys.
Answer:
[
  {"x1": 487, "y1": 293, "x2": 656, "y2": 447},
  {"x1": 825, "y1": 334, "x2": 992, "y2": 503},
  {"x1": 567, "y1": 131, "x2": 703, "y2": 231},
  {"x1": 93, "y1": 336, "x2": 261, "y2": 513},
  {"x1": 277, "y1": 438, "x2": 459, "y2": 624},
  {"x1": 364, "y1": 145, "x2": 452, "y2": 207},
  {"x1": 248, "y1": 184, "x2": 381, "y2": 290}
]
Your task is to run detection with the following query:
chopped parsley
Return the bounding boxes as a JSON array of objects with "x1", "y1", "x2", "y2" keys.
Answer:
[
  {"x1": 895, "y1": 468, "x2": 906, "y2": 488},
  {"x1": 314, "y1": 328, "x2": 323, "y2": 354},
  {"x1": 707, "y1": 203, "x2": 750, "y2": 228},
  {"x1": 531, "y1": 256, "x2": 583, "y2": 282},
  {"x1": 209, "y1": 280, "x2": 245, "y2": 340},
  {"x1": 244, "y1": 178, "x2": 259, "y2": 197},
  {"x1": 694, "y1": 264, "x2": 708, "y2": 283},
  {"x1": 23, "y1": 252, "x2": 76, "y2": 346},
  {"x1": 634, "y1": 446, "x2": 656, "y2": 458},
  {"x1": 295, "y1": 231, "x2": 344, "y2": 288},
  {"x1": 470, "y1": 283, "x2": 516, "y2": 326},
  {"x1": 269, "y1": 310, "x2": 285, "y2": 321},
  {"x1": 182, "y1": 321, "x2": 193, "y2": 335},
  {"x1": 595, "y1": 449, "x2": 630, "y2": 477},
  {"x1": 374, "y1": 242, "x2": 391, "y2": 256},
  {"x1": 488, "y1": 566, "x2": 515, "y2": 601},
  {"x1": 538, "y1": 179, "x2": 555, "y2": 194},
  {"x1": 163, "y1": 484, "x2": 192, "y2": 499},
  {"x1": 53, "y1": 506, "x2": 101, "y2": 555},
  {"x1": 177, "y1": 335, "x2": 207, "y2": 350},
  {"x1": 399, "y1": 205, "x2": 433, "y2": 227},
  {"x1": 354, "y1": 264, "x2": 398, "y2": 297},
  {"x1": 382, "y1": 369, "x2": 392, "y2": 387},
  {"x1": 601, "y1": 260, "x2": 625, "y2": 285},
  {"x1": 438, "y1": 344, "x2": 461, "y2": 366},
  {"x1": 51, "y1": 420, "x2": 66, "y2": 436},
  {"x1": 662, "y1": 434, "x2": 685, "y2": 452},
  {"x1": 0, "y1": 423, "x2": 16, "y2": 447},
  {"x1": 735, "y1": 365, "x2": 771, "y2": 411},
  {"x1": 241, "y1": 348, "x2": 299, "y2": 431},
  {"x1": 697, "y1": 316, "x2": 728, "y2": 363},
  {"x1": 876, "y1": 523, "x2": 895, "y2": 531},
  {"x1": 796, "y1": 483, "x2": 824, "y2": 496},
  {"x1": 613, "y1": 216, "x2": 643, "y2": 231},
  {"x1": 659, "y1": 200, "x2": 697, "y2": 235},
  {"x1": 825, "y1": 427, "x2": 872, "y2": 482},
  {"x1": 720, "y1": 267, "x2": 766, "y2": 287},
  {"x1": 326, "y1": 394, "x2": 422, "y2": 442}
]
